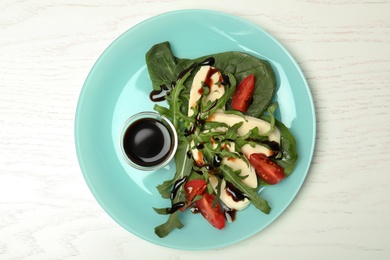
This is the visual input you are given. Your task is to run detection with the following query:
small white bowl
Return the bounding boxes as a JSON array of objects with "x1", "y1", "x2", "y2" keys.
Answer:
[{"x1": 119, "y1": 111, "x2": 178, "y2": 171}]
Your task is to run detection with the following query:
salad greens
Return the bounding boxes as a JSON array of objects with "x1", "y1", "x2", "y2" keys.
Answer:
[
  {"x1": 147, "y1": 42, "x2": 276, "y2": 117},
  {"x1": 145, "y1": 42, "x2": 298, "y2": 237}
]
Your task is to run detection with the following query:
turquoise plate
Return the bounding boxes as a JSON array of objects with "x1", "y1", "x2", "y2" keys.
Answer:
[{"x1": 75, "y1": 9, "x2": 316, "y2": 250}]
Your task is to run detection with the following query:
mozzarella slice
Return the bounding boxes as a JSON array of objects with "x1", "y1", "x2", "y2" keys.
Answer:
[
  {"x1": 188, "y1": 65, "x2": 225, "y2": 116},
  {"x1": 209, "y1": 175, "x2": 250, "y2": 211},
  {"x1": 188, "y1": 66, "x2": 225, "y2": 161},
  {"x1": 189, "y1": 140, "x2": 203, "y2": 165},
  {"x1": 207, "y1": 110, "x2": 281, "y2": 144},
  {"x1": 208, "y1": 142, "x2": 256, "y2": 211},
  {"x1": 219, "y1": 142, "x2": 257, "y2": 189},
  {"x1": 241, "y1": 143, "x2": 274, "y2": 158}
]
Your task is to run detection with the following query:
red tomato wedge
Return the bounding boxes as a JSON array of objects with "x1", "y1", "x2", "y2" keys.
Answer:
[
  {"x1": 184, "y1": 179, "x2": 207, "y2": 202},
  {"x1": 195, "y1": 193, "x2": 225, "y2": 230},
  {"x1": 249, "y1": 153, "x2": 285, "y2": 185},
  {"x1": 231, "y1": 74, "x2": 255, "y2": 112}
]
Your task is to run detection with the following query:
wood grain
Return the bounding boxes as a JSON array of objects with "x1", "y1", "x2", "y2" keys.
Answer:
[{"x1": 1, "y1": 0, "x2": 389, "y2": 259}]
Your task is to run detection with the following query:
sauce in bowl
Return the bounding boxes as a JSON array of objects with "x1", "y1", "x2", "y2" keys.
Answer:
[{"x1": 119, "y1": 112, "x2": 177, "y2": 171}]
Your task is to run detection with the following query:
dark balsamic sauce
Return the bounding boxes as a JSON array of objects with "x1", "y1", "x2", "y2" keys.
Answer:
[
  {"x1": 167, "y1": 202, "x2": 186, "y2": 214},
  {"x1": 199, "y1": 57, "x2": 215, "y2": 67},
  {"x1": 123, "y1": 118, "x2": 173, "y2": 167},
  {"x1": 204, "y1": 67, "x2": 221, "y2": 88},
  {"x1": 221, "y1": 73, "x2": 231, "y2": 86},
  {"x1": 163, "y1": 177, "x2": 188, "y2": 214},
  {"x1": 204, "y1": 163, "x2": 217, "y2": 172},
  {"x1": 222, "y1": 204, "x2": 236, "y2": 222},
  {"x1": 170, "y1": 176, "x2": 187, "y2": 200},
  {"x1": 149, "y1": 57, "x2": 216, "y2": 103},
  {"x1": 213, "y1": 154, "x2": 222, "y2": 167},
  {"x1": 149, "y1": 84, "x2": 170, "y2": 102},
  {"x1": 196, "y1": 142, "x2": 204, "y2": 149},
  {"x1": 262, "y1": 140, "x2": 281, "y2": 151},
  {"x1": 190, "y1": 206, "x2": 200, "y2": 214},
  {"x1": 225, "y1": 182, "x2": 249, "y2": 202},
  {"x1": 184, "y1": 124, "x2": 196, "y2": 136}
]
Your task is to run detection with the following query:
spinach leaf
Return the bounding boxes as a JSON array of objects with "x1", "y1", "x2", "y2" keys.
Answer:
[
  {"x1": 146, "y1": 42, "x2": 276, "y2": 117},
  {"x1": 261, "y1": 116, "x2": 298, "y2": 176},
  {"x1": 145, "y1": 41, "x2": 177, "y2": 90},
  {"x1": 275, "y1": 120, "x2": 298, "y2": 176},
  {"x1": 173, "y1": 52, "x2": 276, "y2": 117}
]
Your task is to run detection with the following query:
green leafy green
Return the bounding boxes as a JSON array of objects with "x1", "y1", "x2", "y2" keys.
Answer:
[
  {"x1": 261, "y1": 116, "x2": 298, "y2": 176},
  {"x1": 173, "y1": 52, "x2": 276, "y2": 117},
  {"x1": 154, "y1": 211, "x2": 184, "y2": 238},
  {"x1": 264, "y1": 102, "x2": 278, "y2": 136},
  {"x1": 274, "y1": 120, "x2": 298, "y2": 176},
  {"x1": 145, "y1": 42, "x2": 177, "y2": 90},
  {"x1": 145, "y1": 41, "x2": 298, "y2": 238},
  {"x1": 146, "y1": 42, "x2": 276, "y2": 117},
  {"x1": 220, "y1": 165, "x2": 271, "y2": 214}
]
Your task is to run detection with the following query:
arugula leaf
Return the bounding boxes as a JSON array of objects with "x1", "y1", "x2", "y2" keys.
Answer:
[
  {"x1": 263, "y1": 102, "x2": 278, "y2": 136},
  {"x1": 220, "y1": 165, "x2": 271, "y2": 214},
  {"x1": 203, "y1": 121, "x2": 229, "y2": 131},
  {"x1": 153, "y1": 104, "x2": 172, "y2": 119},
  {"x1": 156, "y1": 178, "x2": 176, "y2": 199},
  {"x1": 166, "y1": 72, "x2": 193, "y2": 129},
  {"x1": 173, "y1": 140, "x2": 193, "y2": 184},
  {"x1": 224, "y1": 122, "x2": 243, "y2": 140},
  {"x1": 154, "y1": 211, "x2": 184, "y2": 238},
  {"x1": 153, "y1": 207, "x2": 170, "y2": 215}
]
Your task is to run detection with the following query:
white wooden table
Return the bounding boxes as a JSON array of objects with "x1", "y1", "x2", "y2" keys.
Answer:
[{"x1": 1, "y1": 1, "x2": 389, "y2": 259}]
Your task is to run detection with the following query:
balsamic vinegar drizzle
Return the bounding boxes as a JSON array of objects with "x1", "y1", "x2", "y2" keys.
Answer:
[
  {"x1": 167, "y1": 202, "x2": 186, "y2": 214},
  {"x1": 149, "y1": 57, "x2": 216, "y2": 103},
  {"x1": 226, "y1": 182, "x2": 249, "y2": 202},
  {"x1": 223, "y1": 204, "x2": 236, "y2": 222},
  {"x1": 149, "y1": 84, "x2": 170, "y2": 102},
  {"x1": 213, "y1": 154, "x2": 222, "y2": 167},
  {"x1": 198, "y1": 57, "x2": 215, "y2": 67},
  {"x1": 170, "y1": 176, "x2": 188, "y2": 200},
  {"x1": 166, "y1": 176, "x2": 188, "y2": 214}
]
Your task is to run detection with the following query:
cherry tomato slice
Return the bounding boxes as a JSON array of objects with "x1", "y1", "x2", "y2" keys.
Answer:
[
  {"x1": 249, "y1": 153, "x2": 285, "y2": 185},
  {"x1": 184, "y1": 179, "x2": 207, "y2": 202},
  {"x1": 231, "y1": 74, "x2": 255, "y2": 113},
  {"x1": 195, "y1": 193, "x2": 225, "y2": 230}
]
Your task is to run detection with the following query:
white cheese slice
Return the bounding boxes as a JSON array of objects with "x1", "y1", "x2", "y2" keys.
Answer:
[
  {"x1": 241, "y1": 143, "x2": 274, "y2": 158},
  {"x1": 209, "y1": 175, "x2": 250, "y2": 211},
  {"x1": 189, "y1": 140, "x2": 203, "y2": 165},
  {"x1": 209, "y1": 142, "x2": 256, "y2": 211},
  {"x1": 219, "y1": 142, "x2": 257, "y2": 189},
  {"x1": 207, "y1": 110, "x2": 281, "y2": 144},
  {"x1": 188, "y1": 65, "x2": 225, "y2": 116},
  {"x1": 189, "y1": 65, "x2": 225, "y2": 161}
]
